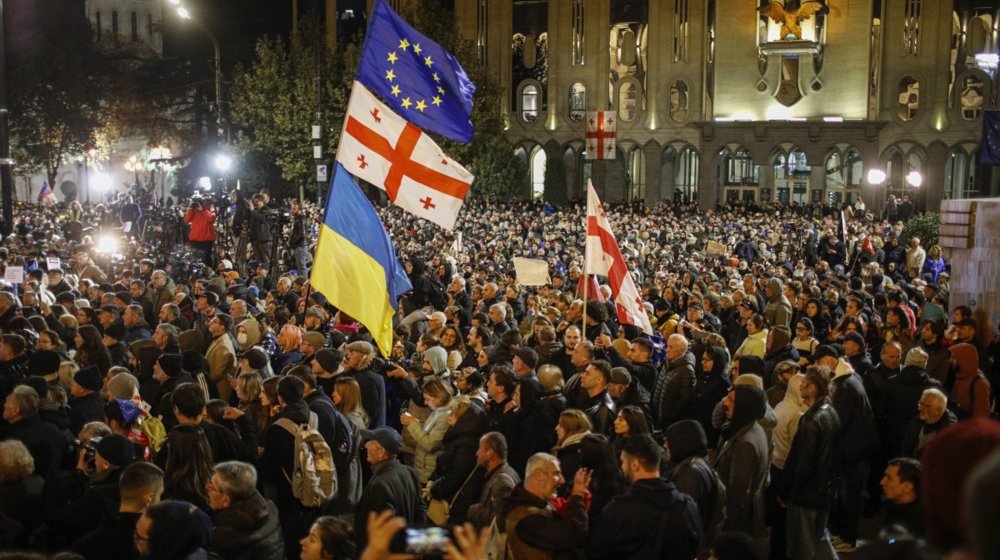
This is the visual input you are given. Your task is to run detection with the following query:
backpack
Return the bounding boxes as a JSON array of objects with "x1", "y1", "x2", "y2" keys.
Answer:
[
  {"x1": 276, "y1": 412, "x2": 338, "y2": 507},
  {"x1": 635, "y1": 491, "x2": 702, "y2": 560},
  {"x1": 690, "y1": 456, "x2": 727, "y2": 545}
]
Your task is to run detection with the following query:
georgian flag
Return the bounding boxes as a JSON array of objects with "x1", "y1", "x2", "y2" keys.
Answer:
[
  {"x1": 585, "y1": 111, "x2": 616, "y2": 160},
  {"x1": 335, "y1": 81, "x2": 472, "y2": 230},
  {"x1": 585, "y1": 180, "x2": 652, "y2": 333}
]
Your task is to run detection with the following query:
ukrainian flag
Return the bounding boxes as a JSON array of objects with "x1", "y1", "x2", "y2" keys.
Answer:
[{"x1": 310, "y1": 163, "x2": 412, "y2": 356}]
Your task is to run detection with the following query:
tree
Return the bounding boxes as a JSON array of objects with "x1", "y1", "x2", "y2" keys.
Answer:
[
  {"x1": 229, "y1": 22, "x2": 352, "y2": 189},
  {"x1": 7, "y1": 0, "x2": 115, "y2": 187}
]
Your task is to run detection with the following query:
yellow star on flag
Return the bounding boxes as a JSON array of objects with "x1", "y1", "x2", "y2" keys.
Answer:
[
  {"x1": 391, "y1": 84, "x2": 401, "y2": 97},
  {"x1": 424, "y1": 55, "x2": 433, "y2": 68},
  {"x1": 399, "y1": 38, "x2": 410, "y2": 51},
  {"x1": 385, "y1": 69, "x2": 396, "y2": 82},
  {"x1": 387, "y1": 51, "x2": 398, "y2": 64},
  {"x1": 413, "y1": 43, "x2": 422, "y2": 55},
  {"x1": 432, "y1": 72, "x2": 441, "y2": 83},
  {"x1": 415, "y1": 99, "x2": 427, "y2": 112},
  {"x1": 431, "y1": 95, "x2": 442, "y2": 106},
  {"x1": 437, "y1": 85, "x2": 445, "y2": 95},
  {"x1": 401, "y1": 97, "x2": 412, "y2": 109}
]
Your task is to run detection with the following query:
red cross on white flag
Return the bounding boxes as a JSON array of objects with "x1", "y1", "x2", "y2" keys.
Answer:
[
  {"x1": 335, "y1": 81, "x2": 473, "y2": 230},
  {"x1": 585, "y1": 111, "x2": 616, "y2": 160},
  {"x1": 585, "y1": 180, "x2": 652, "y2": 334}
]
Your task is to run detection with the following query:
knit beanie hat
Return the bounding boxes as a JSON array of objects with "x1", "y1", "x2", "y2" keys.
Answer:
[
  {"x1": 73, "y1": 366, "x2": 103, "y2": 392},
  {"x1": 96, "y1": 434, "x2": 137, "y2": 467},
  {"x1": 157, "y1": 353, "x2": 184, "y2": 377}
]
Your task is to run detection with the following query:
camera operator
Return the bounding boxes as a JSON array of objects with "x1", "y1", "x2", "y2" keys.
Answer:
[
  {"x1": 289, "y1": 201, "x2": 311, "y2": 276},
  {"x1": 184, "y1": 195, "x2": 216, "y2": 267},
  {"x1": 247, "y1": 194, "x2": 273, "y2": 271}
]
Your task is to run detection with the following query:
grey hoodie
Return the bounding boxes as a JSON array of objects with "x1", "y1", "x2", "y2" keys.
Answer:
[{"x1": 764, "y1": 277, "x2": 793, "y2": 329}]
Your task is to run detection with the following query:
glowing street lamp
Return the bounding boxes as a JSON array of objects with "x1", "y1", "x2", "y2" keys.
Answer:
[
  {"x1": 866, "y1": 169, "x2": 887, "y2": 185},
  {"x1": 214, "y1": 154, "x2": 232, "y2": 172},
  {"x1": 905, "y1": 170, "x2": 923, "y2": 188}
]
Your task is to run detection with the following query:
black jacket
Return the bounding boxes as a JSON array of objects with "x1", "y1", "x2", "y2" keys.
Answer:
[
  {"x1": 349, "y1": 367, "x2": 386, "y2": 428},
  {"x1": 304, "y1": 391, "x2": 358, "y2": 515},
  {"x1": 831, "y1": 371, "x2": 877, "y2": 462},
  {"x1": 901, "y1": 409, "x2": 957, "y2": 459},
  {"x1": 588, "y1": 478, "x2": 701, "y2": 560},
  {"x1": 72, "y1": 511, "x2": 141, "y2": 560},
  {"x1": 651, "y1": 351, "x2": 696, "y2": 429},
  {"x1": 2, "y1": 415, "x2": 66, "y2": 479},
  {"x1": 208, "y1": 491, "x2": 286, "y2": 560},
  {"x1": 429, "y1": 405, "x2": 488, "y2": 523},
  {"x1": 355, "y1": 459, "x2": 425, "y2": 548},
  {"x1": 781, "y1": 401, "x2": 841, "y2": 509},
  {"x1": 604, "y1": 345, "x2": 659, "y2": 395},
  {"x1": 261, "y1": 401, "x2": 312, "y2": 511},
  {"x1": 880, "y1": 366, "x2": 940, "y2": 456},
  {"x1": 583, "y1": 389, "x2": 616, "y2": 439},
  {"x1": 69, "y1": 391, "x2": 106, "y2": 436}
]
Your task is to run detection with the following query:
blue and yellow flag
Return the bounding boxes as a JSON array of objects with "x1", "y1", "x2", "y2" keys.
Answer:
[
  {"x1": 357, "y1": 0, "x2": 476, "y2": 143},
  {"x1": 310, "y1": 163, "x2": 412, "y2": 357},
  {"x1": 981, "y1": 110, "x2": 1000, "y2": 165}
]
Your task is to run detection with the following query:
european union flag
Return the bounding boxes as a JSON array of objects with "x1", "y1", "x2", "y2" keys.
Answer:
[
  {"x1": 982, "y1": 110, "x2": 1000, "y2": 165},
  {"x1": 357, "y1": 0, "x2": 476, "y2": 143}
]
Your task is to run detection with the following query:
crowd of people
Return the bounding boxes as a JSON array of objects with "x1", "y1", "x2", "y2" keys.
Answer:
[{"x1": 0, "y1": 190, "x2": 998, "y2": 560}]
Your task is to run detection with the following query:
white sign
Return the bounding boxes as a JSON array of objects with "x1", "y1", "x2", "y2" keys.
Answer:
[
  {"x1": 513, "y1": 257, "x2": 551, "y2": 286},
  {"x1": 46, "y1": 257, "x2": 61, "y2": 270},
  {"x1": 4, "y1": 266, "x2": 24, "y2": 284}
]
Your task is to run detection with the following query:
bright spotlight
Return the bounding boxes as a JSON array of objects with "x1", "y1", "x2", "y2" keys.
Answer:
[
  {"x1": 867, "y1": 169, "x2": 887, "y2": 185},
  {"x1": 177, "y1": 6, "x2": 191, "y2": 19},
  {"x1": 96, "y1": 235, "x2": 120, "y2": 254},
  {"x1": 167, "y1": 0, "x2": 181, "y2": 5},
  {"x1": 905, "y1": 171, "x2": 923, "y2": 188},
  {"x1": 198, "y1": 177, "x2": 213, "y2": 190},
  {"x1": 214, "y1": 154, "x2": 232, "y2": 172},
  {"x1": 91, "y1": 171, "x2": 113, "y2": 192}
]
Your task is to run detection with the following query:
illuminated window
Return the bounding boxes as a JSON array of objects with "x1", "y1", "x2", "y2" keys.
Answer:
[
  {"x1": 569, "y1": 83, "x2": 586, "y2": 122},
  {"x1": 521, "y1": 83, "x2": 539, "y2": 123},
  {"x1": 897, "y1": 76, "x2": 920, "y2": 121},
  {"x1": 572, "y1": 0, "x2": 585, "y2": 65},
  {"x1": 669, "y1": 80, "x2": 689, "y2": 122},
  {"x1": 673, "y1": 0, "x2": 689, "y2": 62},
  {"x1": 903, "y1": 0, "x2": 921, "y2": 56},
  {"x1": 617, "y1": 80, "x2": 639, "y2": 122},
  {"x1": 627, "y1": 149, "x2": 645, "y2": 201}
]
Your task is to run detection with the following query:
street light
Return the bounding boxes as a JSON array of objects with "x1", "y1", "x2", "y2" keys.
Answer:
[
  {"x1": 124, "y1": 155, "x2": 144, "y2": 191},
  {"x1": 214, "y1": 154, "x2": 232, "y2": 172},
  {"x1": 91, "y1": 171, "x2": 112, "y2": 199},
  {"x1": 866, "y1": 169, "x2": 886, "y2": 185},
  {"x1": 173, "y1": 4, "x2": 224, "y2": 142},
  {"x1": 905, "y1": 170, "x2": 923, "y2": 188}
]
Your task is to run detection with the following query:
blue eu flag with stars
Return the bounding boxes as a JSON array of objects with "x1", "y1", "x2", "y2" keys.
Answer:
[
  {"x1": 357, "y1": 0, "x2": 476, "y2": 143},
  {"x1": 982, "y1": 110, "x2": 1000, "y2": 165}
]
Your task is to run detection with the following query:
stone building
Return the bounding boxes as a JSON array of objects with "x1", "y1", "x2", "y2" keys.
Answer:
[{"x1": 445, "y1": 0, "x2": 998, "y2": 212}]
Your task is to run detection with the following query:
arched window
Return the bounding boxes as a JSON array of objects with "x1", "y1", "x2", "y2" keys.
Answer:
[
  {"x1": 131, "y1": 12, "x2": 139, "y2": 42},
  {"x1": 617, "y1": 80, "x2": 639, "y2": 122},
  {"x1": 569, "y1": 83, "x2": 586, "y2": 122},
  {"x1": 520, "y1": 83, "x2": 539, "y2": 123},
  {"x1": 897, "y1": 76, "x2": 919, "y2": 121},
  {"x1": 944, "y1": 149, "x2": 973, "y2": 200},
  {"x1": 669, "y1": 80, "x2": 689, "y2": 122},
  {"x1": 530, "y1": 147, "x2": 546, "y2": 200},
  {"x1": 960, "y1": 74, "x2": 985, "y2": 120},
  {"x1": 674, "y1": 148, "x2": 699, "y2": 203},
  {"x1": 627, "y1": 148, "x2": 645, "y2": 201},
  {"x1": 845, "y1": 148, "x2": 862, "y2": 187},
  {"x1": 112, "y1": 11, "x2": 119, "y2": 37},
  {"x1": 725, "y1": 148, "x2": 757, "y2": 186}
]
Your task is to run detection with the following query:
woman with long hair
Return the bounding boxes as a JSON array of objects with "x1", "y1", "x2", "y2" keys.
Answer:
[
  {"x1": 162, "y1": 424, "x2": 213, "y2": 512},
  {"x1": 440, "y1": 325, "x2": 466, "y2": 371},
  {"x1": 401, "y1": 377, "x2": 455, "y2": 483},
  {"x1": 74, "y1": 324, "x2": 112, "y2": 375},
  {"x1": 552, "y1": 409, "x2": 592, "y2": 489},
  {"x1": 577, "y1": 434, "x2": 625, "y2": 525},
  {"x1": 879, "y1": 306, "x2": 913, "y2": 353},
  {"x1": 333, "y1": 376, "x2": 367, "y2": 509},
  {"x1": 299, "y1": 516, "x2": 356, "y2": 560},
  {"x1": 803, "y1": 298, "x2": 830, "y2": 342},
  {"x1": 231, "y1": 372, "x2": 268, "y2": 436}
]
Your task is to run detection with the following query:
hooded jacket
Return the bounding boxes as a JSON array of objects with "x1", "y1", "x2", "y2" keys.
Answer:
[
  {"x1": 715, "y1": 385, "x2": 769, "y2": 535},
  {"x1": 948, "y1": 343, "x2": 991, "y2": 418},
  {"x1": 689, "y1": 345, "x2": 731, "y2": 447},
  {"x1": 831, "y1": 359, "x2": 877, "y2": 462},
  {"x1": 772, "y1": 374, "x2": 807, "y2": 469},
  {"x1": 881, "y1": 365, "x2": 941, "y2": 455},
  {"x1": 764, "y1": 278, "x2": 793, "y2": 329},
  {"x1": 763, "y1": 325, "x2": 799, "y2": 387},
  {"x1": 208, "y1": 491, "x2": 286, "y2": 560},
  {"x1": 429, "y1": 404, "x2": 488, "y2": 524}
]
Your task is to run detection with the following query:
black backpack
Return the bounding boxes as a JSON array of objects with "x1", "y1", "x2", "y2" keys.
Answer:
[{"x1": 635, "y1": 490, "x2": 702, "y2": 560}]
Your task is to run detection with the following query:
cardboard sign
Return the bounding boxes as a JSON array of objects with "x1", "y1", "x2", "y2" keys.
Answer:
[
  {"x1": 705, "y1": 241, "x2": 727, "y2": 257},
  {"x1": 4, "y1": 266, "x2": 24, "y2": 284},
  {"x1": 513, "y1": 257, "x2": 551, "y2": 286}
]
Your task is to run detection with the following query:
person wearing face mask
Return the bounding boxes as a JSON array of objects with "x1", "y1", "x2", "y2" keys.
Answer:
[{"x1": 233, "y1": 317, "x2": 261, "y2": 353}]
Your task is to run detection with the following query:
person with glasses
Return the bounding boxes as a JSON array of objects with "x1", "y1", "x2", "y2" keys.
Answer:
[{"x1": 205, "y1": 461, "x2": 284, "y2": 560}]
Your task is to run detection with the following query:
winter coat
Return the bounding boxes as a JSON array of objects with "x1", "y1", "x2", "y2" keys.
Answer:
[
  {"x1": 689, "y1": 346, "x2": 731, "y2": 447},
  {"x1": 502, "y1": 484, "x2": 588, "y2": 560},
  {"x1": 781, "y1": 401, "x2": 841, "y2": 509},
  {"x1": 948, "y1": 343, "x2": 992, "y2": 418},
  {"x1": 261, "y1": 401, "x2": 312, "y2": 511},
  {"x1": 429, "y1": 405, "x2": 488, "y2": 524},
  {"x1": 764, "y1": 278, "x2": 793, "y2": 329},
  {"x1": 587, "y1": 478, "x2": 701, "y2": 560},
  {"x1": 69, "y1": 391, "x2": 106, "y2": 436},
  {"x1": 830, "y1": 359, "x2": 877, "y2": 462},
  {"x1": 734, "y1": 330, "x2": 768, "y2": 360},
  {"x1": 901, "y1": 409, "x2": 957, "y2": 459},
  {"x1": 920, "y1": 340, "x2": 950, "y2": 387},
  {"x1": 651, "y1": 351, "x2": 696, "y2": 429},
  {"x1": 208, "y1": 491, "x2": 286, "y2": 560},
  {"x1": 715, "y1": 386, "x2": 770, "y2": 535},
  {"x1": 880, "y1": 366, "x2": 941, "y2": 456},
  {"x1": 71, "y1": 511, "x2": 141, "y2": 560},
  {"x1": 350, "y1": 367, "x2": 387, "y2": 428},
  {"x1": 605, "y1": 345, "x2": 659, "y2": 395},
  {"x1": 355, "y1": 459, "x2": 425, "y2": 547},
  {"x1": 772, "y1": 374, "x2": 807, "y2": 470},
  {"x1": 466, "y1": 462, "x2": 520, "y2": 529},
  {"x1": 509, "y1": 382, "x2": 559, "y2": 474},
  {"x1": 406, "y1": 401, "x2": 455, "y2": 483}
]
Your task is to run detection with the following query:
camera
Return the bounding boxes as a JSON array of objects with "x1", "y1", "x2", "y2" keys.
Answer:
[
  {"x1": 75, "y1": 437, "x2": 103, "y2": 475},
  {"x1": 404, "y1": 527, "x2": 449, "y2": 557}
]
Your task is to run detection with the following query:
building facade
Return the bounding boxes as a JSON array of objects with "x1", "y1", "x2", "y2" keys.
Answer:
[{"x1": 449, "y1": 0, "x2": 998, "y2": 212}]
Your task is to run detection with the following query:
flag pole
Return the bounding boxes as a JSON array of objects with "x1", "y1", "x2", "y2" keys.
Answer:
[{"x1": 581, "y1": 274, "x2": 589, "y2": 341}]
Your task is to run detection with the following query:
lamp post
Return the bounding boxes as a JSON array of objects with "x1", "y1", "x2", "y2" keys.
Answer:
[
  {"x1": 124, "y1": 155, "x2": 144, "y2": 194},
  {"x1": 172, "y1": 1, "x2": 225, "y2": 142},
  {"x1": 149, "y1": 146, "x2": 172, "y2": 205}
]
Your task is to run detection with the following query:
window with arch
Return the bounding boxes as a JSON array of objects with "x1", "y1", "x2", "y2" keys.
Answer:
[
  {"x1": 669, "y1": 80, "x2": 689, "y2": 122},
  {"x1": 627, "y1": 149, "x2": 646, "y2": 202},
  {"x1": 897, "y1": 76, "x2": 919, "y2": 121},
  {"x1": 131, "y1": 12, "x2": 139, "y2": 42},
  {"x1": 674, "y1": 148, "x2": 699, "y2": 203},
  {"x1": 530, "y1": 148, "x2": 546, "y2": 200},
  {"x1": 569, "y1": 83, "x2": 586, "y2": 122},
  {"x1": 944, "y1": 149, "x2": 978, "y2": 199},
  {"x1": 725, "y1": 148, "x2": 757, "y2": 186},
  {"x1": 844, "y1": 149, "x2": 862, "y2": 187},
  {"x1": 521, "y1": 83, "x2": 539, "y2": 123},
  {"x1": 960, "y1": 74, "x2": 985, "y2": 120},
  {"x1": 617, "y1": 80, "x2": 639, "y2": 122}
]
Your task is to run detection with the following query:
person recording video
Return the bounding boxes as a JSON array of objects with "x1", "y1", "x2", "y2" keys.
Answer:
[
  {"x1": 183, "y1": 195, "x2": 216, "y2": 267},
  {"x1": 247, "y1": 194, "x2": 273, "y2": 271}
]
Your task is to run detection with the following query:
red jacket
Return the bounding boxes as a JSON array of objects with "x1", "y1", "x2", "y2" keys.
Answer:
[{"x1": 184, "y1": 205, "x2": 216, "y2": 242}]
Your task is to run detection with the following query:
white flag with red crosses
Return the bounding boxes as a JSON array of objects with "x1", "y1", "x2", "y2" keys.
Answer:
[{"x1": 585, "y1": 111, "x2": 616, "y2": 160}]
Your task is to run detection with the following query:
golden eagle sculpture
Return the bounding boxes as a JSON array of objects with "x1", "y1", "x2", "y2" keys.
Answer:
[{"x1": 761, "y1": 0, "x2": 827, "y2": 40}]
